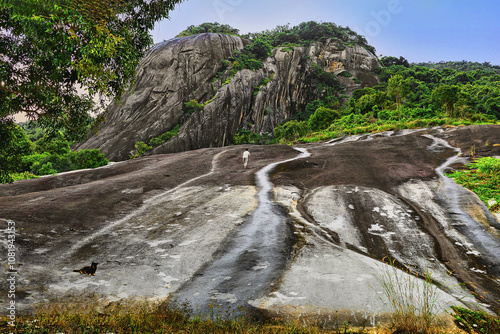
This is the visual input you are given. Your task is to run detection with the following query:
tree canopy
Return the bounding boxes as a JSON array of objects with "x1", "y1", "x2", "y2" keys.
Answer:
[
  {"x1": 244, "y1": 21, "x2": 376, "y2": 55},
  {"x1": 176, "y1": 22, "x2": 239, "y2": 37},
  {"x1": 1, "y1": 0, "x2": 184, "y2": 137},
  {"x1": 0, "y1": 0, "x2": 184, "y2": 182}
]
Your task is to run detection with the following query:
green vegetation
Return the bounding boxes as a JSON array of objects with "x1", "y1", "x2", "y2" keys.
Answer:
[
  {"x1": 202, "y1": 20, "x2": 375, "y2": 92},
  {"x1": 130, "y1": 141, "x2": 153, "y2": 160},
  {"x1": 451, "y1": 306, "x2": 500, "y2": 334},
  {"x1": 244, "y1": 21, "x2": 376, "y2": 55},
  {"x1": 416, "y1": 61, "x2": 500, "y2": 75},
  {"x1": 130, "y1": 125, "x2": 180, "y2": 159},
  {"x1": 5, "y1": 124, "x2": 108, "y2": 182},
  {"x1": 176, "y1": 22, "x2": 240, "y2": 37},
  {"x1": 184, "y1": 99, "x2": 205, "y2": 116},
  {"x1": 150, "y1": 125, "x2": 180, "y2": 146},
  {"x1": 253, "y1": 74, "x2": 275, "y2": 95},
  {"x1": 0, "y1": 0, "x2": 185, "y2": 181},
  {"x1": 273, "y1": 120, "x2": 309, "y2": 142},
  {"x1": 447, "y1": 157, "x2": 500, "y2": 212},
  {"x1": 0, "y1": 122, "x2": 35, "y2": 182},
  {"x1": 233, "y1": 129, "x2": 273, "y2": 145},
  {"x1": 227, "y1": 38, "x2": 272, "y2": 74},
  {"x1": 274, "y1": 59, "x2": 500, "y2": 144}
]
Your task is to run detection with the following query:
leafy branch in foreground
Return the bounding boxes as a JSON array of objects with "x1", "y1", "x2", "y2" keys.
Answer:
[{"x1": 0, "y1": 0, "x2": 185, "y2": 181}]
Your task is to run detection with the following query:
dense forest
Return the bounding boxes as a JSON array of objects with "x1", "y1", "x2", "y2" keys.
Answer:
[
  {"x1": 5, "y1": 123, "x2": 108, "y2": 182},
  {"x1": 5, "y1": 21, "x2": 500, "y2": 183},
  {"x1": 416, "y1": 60, "x2": 500, "y2": 75},
  {"x1": 269, "y1": 57, "x2": 500, "y2": 144}
]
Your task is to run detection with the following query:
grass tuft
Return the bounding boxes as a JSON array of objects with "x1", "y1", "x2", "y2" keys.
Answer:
[{"x1": 379, "y1": 258, "x2": 453, "y2": 334}]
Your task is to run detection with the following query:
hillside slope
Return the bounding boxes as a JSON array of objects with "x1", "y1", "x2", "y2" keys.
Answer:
[{"x1": 76, "y1": 33, "x2": 379, "y2": 161}]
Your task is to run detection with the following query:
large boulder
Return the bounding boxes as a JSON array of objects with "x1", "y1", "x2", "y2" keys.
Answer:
[{"x1": 76, "y1": 33, "x2": 380, "y2": 161}]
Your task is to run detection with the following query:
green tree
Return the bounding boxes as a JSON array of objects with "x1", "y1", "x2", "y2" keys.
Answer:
[
  {"x1": 0, "y1": 0, "x2": 184, "y2": 179},
  {"x1": 431, "y1": 85, "x2": 460, "y2": 116},
  {"x1": 387, "y1": 74, "x2": 410, "y2": 112},
  {"x1": 176, "y1": 22, "x2": 239, "y2": 37},
  {"x1": 380, "y1": 56, "x2": 410, "y2": 68},
  {"x1": 35, "y1": 132, "x2": 71, "y2": 155},
  {"x1": 0, "y1": 122, "x2": 34, "y2": 181},
  {"x1": 2, "y1": 0, "x2": 185, "y2": 135},
  {"x1": 273, "y1": 120, "x2": 308, "y2": 142},
  {"x1": 248, "y1": 38, "x2": 272, "y2": 59}
]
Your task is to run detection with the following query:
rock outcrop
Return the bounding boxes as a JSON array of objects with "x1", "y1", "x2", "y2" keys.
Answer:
[
  {"x1": 76, "y1": 33, "x2": 379, "y2": 161},
  {"x1": 1, "y1": 125, "x2": 499, "y2": 327}
]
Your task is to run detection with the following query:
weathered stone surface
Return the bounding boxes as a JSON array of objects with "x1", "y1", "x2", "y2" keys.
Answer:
[
  {"x1": 1, "y1": 125, "x2": 499, "y2": 327},
  {"x1": 76, "y1": 34, "x2": 380, "y2": 161},
  {"x1": 75, "y1": 33, "x2": 247, "y2": 161}
]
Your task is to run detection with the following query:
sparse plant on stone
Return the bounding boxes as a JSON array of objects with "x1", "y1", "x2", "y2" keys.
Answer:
[
  {"x1": 129, "y1": 141, "x2": 152, "y2": 159},
  {"x1": 447, "y1": 156, "x2": 500, "y2": 212},
  {"x1": 451, "y1": 306, "x2": 500, "y2": 334},
  {"x1": 184, "y1": 99, "x2": 204, "y2": 116},
  {"x1": 379, "y1": 258, "x2": 451, "y2": 334}
]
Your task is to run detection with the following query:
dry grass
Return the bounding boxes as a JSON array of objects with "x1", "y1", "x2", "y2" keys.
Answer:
[
  {"x1": 0, "y1": 295, "x2": 470, "y2": 333},
  {"x1": 0, "y1": 296, "x2": 351, "y2": 334},
  {"x1": 379, "y1": 259, "x2": 458, "y2": 334}
]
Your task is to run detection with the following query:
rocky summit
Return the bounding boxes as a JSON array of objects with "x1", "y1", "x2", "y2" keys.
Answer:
[
  {"x1": 1, "y1": 125, "x2": 500, "y2": 327},
  {"x1": 75, "y1": 33, "x2": 379, "y2": 161}
]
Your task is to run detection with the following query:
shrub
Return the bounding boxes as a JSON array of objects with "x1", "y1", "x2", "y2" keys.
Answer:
[
  {"x1": 35, "y1": 132, "x2": 71, "y2": 155},
  {"x1": 22, "y1": 152, "x2": 51, "y2": 173},
  {"x1": 338, "y1": 71, "x2": 353, "y2": 77},
  {"x1": 37, "y1": 162, "x2": 57, "y2": 176},
  {"x1": 149, "y1": 125, "x2": 180, "y2": 147},
  {"x1": 248, "y1": 38, "x2": 272, "y2": 59},
  {"x1": 26, "y1": 153, "x2": 72, "y2": 174},
  {"x1": 307, "y1": 107, "x2": 340, "y2": 131},
  {"x1": 42, "y1": 154, "x2": 73, "y2": 173},
  {"x1": 176, "y1": 23, "x2": 240, "y2": 37},
  {"x1": 184, "y1": 100, "x2": 204, "y2": 116},
  {"x1": 233, "y1": 129, "x2": 273, "y2": 145},
  {"x1": 135, "y1": 141, "x2": 152, "y2": 155},
  {"x1": 280, "y1": 42, "x2": 300, "y2": 52},
  {"x1": 273, "y1": 120, "x2": 308, "y2": 142},
  {"x1": 24, "y1": 150, "x2": 108, "y2": 175},
  {"x1": 10, "y1": 172, "x2": 39, "y2": 182},
  {"x1": 1, "y1": 122, "x2": 35, "y2": 181},
  {"x1": 70, "y1": 149, "x2": 108, "y2": 170}
]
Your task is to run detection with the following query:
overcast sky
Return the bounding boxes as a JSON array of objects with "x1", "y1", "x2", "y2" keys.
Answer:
[{"x1": 152, "y1": 0, "x2": 500, "y2": 64}]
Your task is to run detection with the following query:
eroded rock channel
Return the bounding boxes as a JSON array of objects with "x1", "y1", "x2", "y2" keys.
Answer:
[
  {"x1": 171, "y1": 148, "x2": 310, "y2": 318},
  {"x1": 1, "y1": 125, "x2": 499, "y2": 327}
]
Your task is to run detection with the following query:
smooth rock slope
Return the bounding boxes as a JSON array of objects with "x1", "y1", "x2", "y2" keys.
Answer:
[{"x1": 1, "y1": 125, "x2": 500, "y2": 327}]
